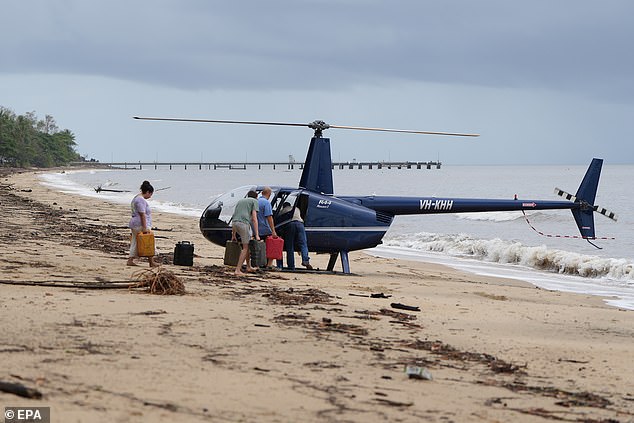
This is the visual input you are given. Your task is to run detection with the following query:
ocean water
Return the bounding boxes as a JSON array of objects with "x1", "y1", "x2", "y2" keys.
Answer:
[{"x1": 39, "y1": 163, "x2": 634, "y2": 309}]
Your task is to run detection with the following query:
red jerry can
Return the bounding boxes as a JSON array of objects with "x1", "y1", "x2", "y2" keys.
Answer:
[{"x1": 265, "y1": 236, "x2": 284, "y2": 260}]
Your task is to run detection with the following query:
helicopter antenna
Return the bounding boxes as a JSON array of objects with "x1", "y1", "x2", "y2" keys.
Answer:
[{"x1": 133, "y1": 116, "x2": 479, "y2": 138}]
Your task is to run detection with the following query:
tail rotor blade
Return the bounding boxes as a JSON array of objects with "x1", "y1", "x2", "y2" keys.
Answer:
[
  {"x1": 554, "y1": 187, "x2": 578, "y2": 202},
  {"x1": 554, "y1": 187, "x2": 617, "y2": 222},
  {"x1": 593, "y1": 205, "x2": 618, "y2": 222}
]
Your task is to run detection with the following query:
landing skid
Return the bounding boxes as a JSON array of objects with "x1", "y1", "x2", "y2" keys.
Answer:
[
  {"x1": 277, "y1": 267, "x2": 355, "y2": 276},
  {"x1": 327, "y1": 251, "x2": 350, "y2": 274}
]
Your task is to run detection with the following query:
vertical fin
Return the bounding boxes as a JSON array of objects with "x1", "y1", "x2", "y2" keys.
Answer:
[
  {"x1": 571, "y1": 158, "x2": 603, "y2": 239},
  {"x1": 299, "y1": 137, "x2": 334, "y2": 195},
  {"x1": 574, "y1": 158, "x2": 602, "y2": 205}
]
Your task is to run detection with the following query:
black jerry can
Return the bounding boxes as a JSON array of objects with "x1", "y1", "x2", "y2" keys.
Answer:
[{"x1": 173, "y1": 241, "x2": 194, "y2": 266}]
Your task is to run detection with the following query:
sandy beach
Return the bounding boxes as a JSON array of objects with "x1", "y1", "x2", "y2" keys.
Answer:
[{"x1": 1, "y1": 168, "x2": 633, "y2": 422}]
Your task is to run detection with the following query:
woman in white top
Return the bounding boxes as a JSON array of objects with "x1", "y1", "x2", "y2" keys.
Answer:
[{"x1": 127, "y1": 180, "x2": 158, "y2": 267}]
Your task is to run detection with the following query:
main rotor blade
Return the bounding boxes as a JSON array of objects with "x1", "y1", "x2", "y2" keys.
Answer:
[
  {"x1": 329, "y1": 124, "x2": 479, "y2": 137},
  {"x1": 133, "y1": 116, "x2": 309, "y2": 128},
  {"x1": 133, "y1": 116, "x2": 479, "y2": 137}
]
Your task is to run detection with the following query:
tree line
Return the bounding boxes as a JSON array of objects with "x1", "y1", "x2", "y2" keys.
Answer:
[{"x1": 0, "y1": 106, "x2": 82, "y2": 167}]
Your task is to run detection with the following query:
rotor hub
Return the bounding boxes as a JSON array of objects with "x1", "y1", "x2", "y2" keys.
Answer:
[{"x1": 308, "y1": 120, "x2": 330, "y2": 137}]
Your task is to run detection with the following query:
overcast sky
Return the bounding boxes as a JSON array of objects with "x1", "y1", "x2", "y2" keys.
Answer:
[{"x1": 2, "y1": 1, "x2": 633, "y2": 165}]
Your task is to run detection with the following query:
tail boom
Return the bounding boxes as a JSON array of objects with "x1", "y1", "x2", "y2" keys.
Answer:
[{"x1": 344, "y1": 158, "x2": 613, "y2": 241}]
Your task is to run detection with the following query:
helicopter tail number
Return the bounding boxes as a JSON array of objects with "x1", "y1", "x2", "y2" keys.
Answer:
[{"x1": 420, "y1": 199, "x2": 454, "y2": 211}]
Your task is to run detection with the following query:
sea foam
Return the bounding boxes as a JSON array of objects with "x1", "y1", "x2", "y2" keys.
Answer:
[{"x1": 382, "y1": 232, "x2": 634, "y2": 283}]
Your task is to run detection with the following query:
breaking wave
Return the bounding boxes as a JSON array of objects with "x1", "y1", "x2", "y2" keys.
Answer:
[{"x1": 382, "y1": 232, "x2": 634, "y2": 282}]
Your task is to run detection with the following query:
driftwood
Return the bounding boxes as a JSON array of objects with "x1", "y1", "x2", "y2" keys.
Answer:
[
  {"x1": 0, "y1": 381, "x2": 42, "y2": 399},
  {"x1": 390, "y1": 302, "x2": 420, "y2": 312},
  {"x1": 94, "y1": 186, "x2": 130, "y2": 193},
  {"x1": 94, "y1": 186, "x2": 169, "y2": 193},
  {"x1": 0, "y1": 279, "x2": 136, "y2": 289}
]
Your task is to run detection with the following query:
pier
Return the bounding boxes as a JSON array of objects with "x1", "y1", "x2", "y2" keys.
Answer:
[{"x1": 71, "y1": 161, "x2": 442, "y2": 170}]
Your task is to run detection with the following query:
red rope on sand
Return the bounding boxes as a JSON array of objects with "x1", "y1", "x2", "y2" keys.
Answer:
[{"x1": 521, "y1": 210, "x2": 615, "y2": 241}]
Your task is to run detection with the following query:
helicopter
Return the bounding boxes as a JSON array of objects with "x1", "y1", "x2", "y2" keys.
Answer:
[{"x1": 133, "y1": 117, "x2": 617, "y2": 273}]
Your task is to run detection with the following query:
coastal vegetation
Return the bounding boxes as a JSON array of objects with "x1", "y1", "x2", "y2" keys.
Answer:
[{"x1": 0, "y1": 106, "x2": 82, "y2": 167}]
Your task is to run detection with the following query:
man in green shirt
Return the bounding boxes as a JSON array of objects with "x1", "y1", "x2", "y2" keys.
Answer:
[{"x1": 231, "y1": 190, "x2": 260, "y2": 275}]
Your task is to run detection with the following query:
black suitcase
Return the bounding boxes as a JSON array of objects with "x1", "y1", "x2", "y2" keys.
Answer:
[
  {"x1": 249, "y1": 239, "x2": 267, "y2": 268},
  {"x1": 173, "y1": 241, "x2": 194, "y2": 266}
]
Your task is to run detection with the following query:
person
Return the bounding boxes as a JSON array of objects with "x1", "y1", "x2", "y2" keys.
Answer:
[
  {"x1": 257, "y1": 187, "x2": 279, "y2": 268},
  {"x1": 231, "y1": 190, "x2": 260, "y2": 276},
  {"x1": 280, "y1": 202, "x2": 312, "y2": 270},
  {"x1": 127, "y1": 180, "x2": 158, "y2": 267}
]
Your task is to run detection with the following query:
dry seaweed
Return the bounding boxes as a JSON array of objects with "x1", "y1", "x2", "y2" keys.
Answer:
[
  {"x1": 274, "y1": 313, "x2": 368, "y2": 336},
  {"x1": 131, "y1": 267, "x2": 185, "y2": 295},
  {"x1": 404, "y1": 339, "x2": 525, "y2": 374},
  {"x1": 264, "y1": 287, "x2": 333, "y2": 305}
]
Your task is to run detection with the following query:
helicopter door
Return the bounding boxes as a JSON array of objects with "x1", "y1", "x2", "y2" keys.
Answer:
[{"x1": 272, "y1": 190, "x2": 304, "y2": 224}]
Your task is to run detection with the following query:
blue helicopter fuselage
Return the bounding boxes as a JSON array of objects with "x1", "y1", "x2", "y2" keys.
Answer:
[
  {"x1": 199, "y1": 186, "x2": 392, "y2": 253},
  {"x1": 339, "y1": 195, "x2": 577, "y2": 215},
  {"x1": 199, "y1": 185, "x2": 584, "y2": 254}
]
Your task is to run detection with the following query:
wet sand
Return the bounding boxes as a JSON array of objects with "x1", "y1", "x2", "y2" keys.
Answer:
[{"x1": 1, "y1": 168, "x2": 633, "y2": 422}]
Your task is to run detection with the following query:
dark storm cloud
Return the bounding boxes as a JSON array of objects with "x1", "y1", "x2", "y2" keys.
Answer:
[{"x1": 2, "y1": 0, "x2": 633, "y2": 102}]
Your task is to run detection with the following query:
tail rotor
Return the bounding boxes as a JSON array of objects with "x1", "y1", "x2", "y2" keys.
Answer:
[
  {"x1": 552, "y1": 158, "x2": 617, "y2": 247},
  {"x1": 554, "y1": 187, "x2": 618, "y2": 222}
]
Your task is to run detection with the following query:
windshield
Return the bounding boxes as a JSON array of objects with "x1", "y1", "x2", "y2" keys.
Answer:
[{"x1": 205, "y1": 185, "x2": 257, "y2": 224}]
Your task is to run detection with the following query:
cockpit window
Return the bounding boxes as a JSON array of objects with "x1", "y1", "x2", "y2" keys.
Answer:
[
  {"x1": 204, "y1": 185, "x2": 256, "y2": 224},
  {"x1": 272, "y1": 190, "x2": 305, "y2": 224}
]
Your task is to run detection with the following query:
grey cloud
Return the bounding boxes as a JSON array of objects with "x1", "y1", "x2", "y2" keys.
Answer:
[{"x1": 2, "y1": 1, "x2": 633, "y2": 101}]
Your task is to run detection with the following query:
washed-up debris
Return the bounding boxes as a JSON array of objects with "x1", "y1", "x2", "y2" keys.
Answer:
[
  {"x1": 558, "y1": 358, "x2": 590, "y2": 364},
  {"x1": 390, "y1": 303, "x2": 420, "y2": 312},
  {"x1": 375, "y1": 398, "x2": 414, "y2": 407},
  {"x1": 264, "y1": 287, "x2": 333, "y2": 305},
  {"x1": 404, "y1": 339, "x2": 525, "y2": 374},
  {"x1": 0, "y1": 279, "x2": 135, "y2": 289},
  {"x1": 304, "y1": 361, "x2": 342, "y2": 369},
  {"x1": 379, "y1": 308, "x2": 417, "y2": 321},
  {"x1": 131, "y1": 267, "x2": 185, "y2": 295},
  {"x1": 319, "y1": 318, "x2": 368, "y2": 336},
  {"x1": 405, "y1": 365, "x2": 433, "y2": 380},
  {"x1": 94, "y1": 186, "x2": 130, "y2": 193},
  {"x1": 0, "y1": 381, "x2": 42, "y2": 399},
  {"x1": 274, "y1": 313, "x2": 368, "y2": 336},
  {"x1": 480, "y1": 379, "x2": 613, "y2": 409},
  {"x1": 349, "y1": 292, "x2": 392, "y2": 298},
  {"x1": 348, "y1": 310, "x2": 381, "y2": 321},
  {"x1": 389, "y1": 320, "x2": 423, "y2": 329},
  {"x1": 134, "y1": 310, "x2": 168, "y2": 316}
]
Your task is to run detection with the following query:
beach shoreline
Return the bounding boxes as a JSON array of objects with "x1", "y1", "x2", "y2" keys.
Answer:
[{"x1": 1, "y1": 168, "x2": 633, "y2": 422}]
